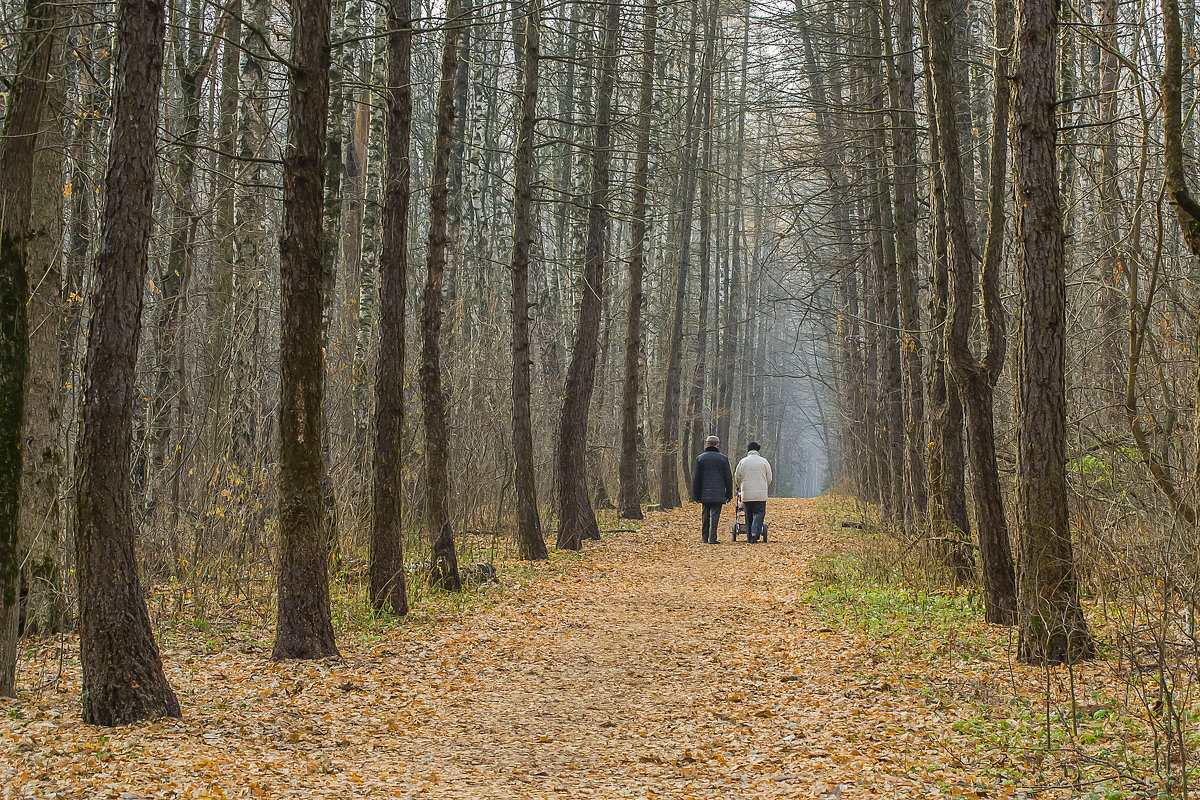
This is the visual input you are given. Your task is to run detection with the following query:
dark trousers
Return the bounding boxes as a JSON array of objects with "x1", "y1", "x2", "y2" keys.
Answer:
[
  {"x1": 745, "y1": 500, "x2": 766, "y2": 541},
  {"x1": 701, "y1": 502, "x2": 723, "y2": 542}
]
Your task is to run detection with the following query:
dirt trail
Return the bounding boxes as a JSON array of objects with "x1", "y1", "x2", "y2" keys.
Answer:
[{"x1": 3, "y1": 499, "x2": 985, "y2": 799}]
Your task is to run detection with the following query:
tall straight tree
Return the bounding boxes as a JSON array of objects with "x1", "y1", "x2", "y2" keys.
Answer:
[
  {"x1": 370, "y1": 0, "x2": 414, "y2": 612},
  {"x1": 617, "y1": 0, "x2": 658, "y2": 521},
  {"x1": 72, "y1": 0, "x2": 181, "y2": 722},
  {"x1": 0, "y1": 0, "x2": 56, "y2": 696},
  {"x1": 510, "y1": 0, "x2": 548, "y2": 560},
  {"x1": 419, "y1": 0, "x2": 465, "y2": 588},
  {"x1": 880, "y1": 0, "x2": 927, "y2": 525},
  {"x1": 658, "y1": 2, "x2": 702, "y2": 509},
  {"x1": 685, "y1": 0, "x2": 719, "y2": 466},
  {"x1": 796, "y1": 0, "x2": 866, "y2": 495},
  {"x1": 918, "y1": 0, "x2": 974, "y2": 580},
  {"x1": 556, "y1": 0, "x2": 621, "y2": 550},
  {"x1": 1012, "y1": 0, "x2": 1093, "y2": 663},
  {"x1": 926, "y1": 0, "x2": 1017, "y2": 624},
  {"x1": 1096, "y1": 0, "x2": 1122, "y2": 412},
  {"x1": 20, "y1": 30, "x2": 70, "y2": 638},
  {"x1": 273, "y1": 0, "x2": 339, "y2": 658},
  {"x1": 718, "y1": 0, "x2": 750, "y2": 450}
]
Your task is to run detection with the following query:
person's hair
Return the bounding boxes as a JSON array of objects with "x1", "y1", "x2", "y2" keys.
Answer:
[
  {"x1": 705, "y1": 435, "x2": 720, "y2": 448},
  {"x1": 747, "y1": 441, "x2": 760, "y2": 452}
]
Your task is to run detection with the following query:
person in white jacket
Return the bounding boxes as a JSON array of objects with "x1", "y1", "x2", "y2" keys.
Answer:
[{"x1": 734, "y1": 442, "x2": 773, "y2": 543}]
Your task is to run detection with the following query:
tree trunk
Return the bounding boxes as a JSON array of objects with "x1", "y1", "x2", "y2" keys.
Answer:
[
  {"x1": 318, "y1": 0, "x2": 355, "y2": 564},
  {"x1": 657, "y1": 4, "x2": 702, "y2": 510},
  {"x1": 1013, "y1": 0, "x2": 1094, "y2": 664},
  {"x1": 918, "y1": 1, "x2": 974, "y2": 581},
  {"x1": 345, "y1": 88, "x2": 372, "y2": 477},
  {"x1": 273, "y1": 0, "x2": 340, "y2": 660},
  {"x1": 206, "y1": 0, "x2": 241, "y2": 442},
  {"x1": 231, "y1": 0, "x2": 270, "y2": 471},
  {"x1": 511, "y1": 0, "x2": 549, "y2": 559},
  {"x1": 719, "y1": 0, "x2": 751, "y2": 451},
  {"x1": 863, "y1": 5, "x2": 903, "y2": 525},
  {"x1": 419, "y1": 0, "x2": 465, "y2": 590},
  {"x1": 0, "y1": 0, "x2": 56, "y2": 695},
  {"x1": 926, "y1": 0, "x2": 1017, "y2": 624},
  {"x1": 370, "y1": 0, "x2": 413, "y2": 613},
  {"x1": 795, "y1": 0, "x2": 867, "y2": 494},
  {"x1": 685, "y1": 0, "x2": 719, "y2": 464},
  {"x1": 618, "y1": 0, "x2": 657, "y2": 521},
  {"x1": 73, "y1": 0, "x2": 181, "y2": 721},
  {"x1": 19, "y1": 28, "x2": 68, "y2": 638},
  {"x1": 1097, "y1": 0, "x2": 1123, "y2": 420},
  {"x1": 881, "y1": 0, "x2": 927, "y2": 525},
  {"x1": 556, "y1": 0, "x2": 620, "y2": 550}
]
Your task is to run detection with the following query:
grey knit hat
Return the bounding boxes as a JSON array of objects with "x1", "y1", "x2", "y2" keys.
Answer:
[{"x1": 705, "y1": 435, "x2": 720, "y2": 448}]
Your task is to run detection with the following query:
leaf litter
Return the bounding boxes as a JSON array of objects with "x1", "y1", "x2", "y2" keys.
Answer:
[{"x1": 0, "y1": 499, "x2": 1115, "y2": 798}]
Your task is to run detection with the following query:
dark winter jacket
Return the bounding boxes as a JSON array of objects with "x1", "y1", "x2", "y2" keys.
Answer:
[{"x1": 691, "y1": 447, "x2": 733, "y2": 504}]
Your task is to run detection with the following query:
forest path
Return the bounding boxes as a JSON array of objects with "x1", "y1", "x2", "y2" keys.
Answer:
[{"x1": 5, "y1": 498, "x2": 993, "y2": 798}]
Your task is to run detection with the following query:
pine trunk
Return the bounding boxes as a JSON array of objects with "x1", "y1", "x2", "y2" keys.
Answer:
[
  {"x1": 1013, "y1": 0, "x2": 1094, "y2": 663},
  {"x1": 658, "y1": 4, "x2": 702, "y2": 509},
  {"x1": 919, "y1": 4, "x2": 974, "y2": 580},
  {"x1": 927, "y1": 0, "x2": 1017, "y2": 623},
  {"x1": 685, "y1": 0, "x2": 718, "y2": 463},
  {"x1": 617, "y1": 0, "x2": 657, "y2": 521},
  {"x1": 882, "y1": 0, "x2": 927, "y2": 524},
  {"x1": 370, "y1": 0, "x2": 413, "y2": 613},
  {"x1": 419, "y1": 0, "x2": 465, "y2": 590},
  {"x1": 511, "y1": 0, "x2": 548, "y2": 559},
  {"x1": 19, "y1": 27, "x2": 68, "y2": 638},
  {"x1": 0, "y1": 0, "x2": 56, "y2": 695},
  {"x1": 555, "y1": 0, "x2": 620, "y2": 550},
  {"x1": 74, "y1": 0, "x2": 181, "y2": 721},
  {"x1": 273, "y1": 0, "x2": 339, "y2": 659}
]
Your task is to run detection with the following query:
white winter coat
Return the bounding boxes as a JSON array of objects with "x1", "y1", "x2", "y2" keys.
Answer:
[{"x1": 734, "y1": 451, "x2": 773, "y2": 502}]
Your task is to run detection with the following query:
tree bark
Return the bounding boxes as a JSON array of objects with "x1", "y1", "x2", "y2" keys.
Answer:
[
  {"x1": 556, "y1": 0, "x2": 620, "y2": 550},
  {"x1": 370, "y1": 0, "x2": 413, "y2": 613},
  {"x1": 73, "y1": 0, "x2": 181, "y2": 721},
  {"x1": 618, "y1": 0, "x2": 658, "y2": 521},
  {"x1": 658, "y1": 3, "x2": 702, "y2": 509},
  {"x1": 19, "y1": 27, "x2": 68, "y2": 638},
  {"x1": 881, "y1": 0, "x2": 927, "y2": 525},
  {"x1": 230, "y1": 0, "x2": 270, "y2": 471},
  {"x1": 926, "y1": 0, "x2": 1018, "y2": 624},
  {"x1": 1097, "y1": 0, "x2": 1123, "y2": 420},
  {"x1": 861, "y1": 4, "x2": 903, "y2": 525},
  {"x1": 511, "y1": 0, "x2": 549, "y2": 559},
  {"x1": 207, "y1": 0, "x2": 241, "y2": 439},
  {"x1": 717, "y1": 1, "x2": 751, "y2": 450},
  {"x1": 0, "y1": 0, "x2": 56, "y2": 696},
  {"x1": 1013, "y1": 0, "x2": 1094, "y2": 664},
  {"x1": 685, "y1": 0, "x2": 719, "y2": 465},
  {"x1": 419, "y1": 0, "x2": 465, "y2": 589},
  {"x1": 273, "y1": 0, "x2": 340, "y2": 659},
  {"x1": 918, "y1": 0, "x2": 974, "y2": 581}
]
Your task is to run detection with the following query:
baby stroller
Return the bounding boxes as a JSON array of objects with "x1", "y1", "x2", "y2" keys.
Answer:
[{"x1": 730, "y1": 491, "x2": 768, "y2": 543}]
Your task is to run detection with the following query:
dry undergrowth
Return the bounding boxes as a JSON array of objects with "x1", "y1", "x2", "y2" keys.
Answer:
[{"x1": 0, "y1": 498, "x2": 1182, "y2": 798}]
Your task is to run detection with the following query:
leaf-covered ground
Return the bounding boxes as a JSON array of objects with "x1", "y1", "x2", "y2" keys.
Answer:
[{"x1": 0, "y1": 499, "x2": 1163, "y2": 798}]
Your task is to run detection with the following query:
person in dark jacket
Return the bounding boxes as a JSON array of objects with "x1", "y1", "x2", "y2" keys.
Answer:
[{"x1": 691, "y1": 435, "x2": 733, "y2": 544}]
